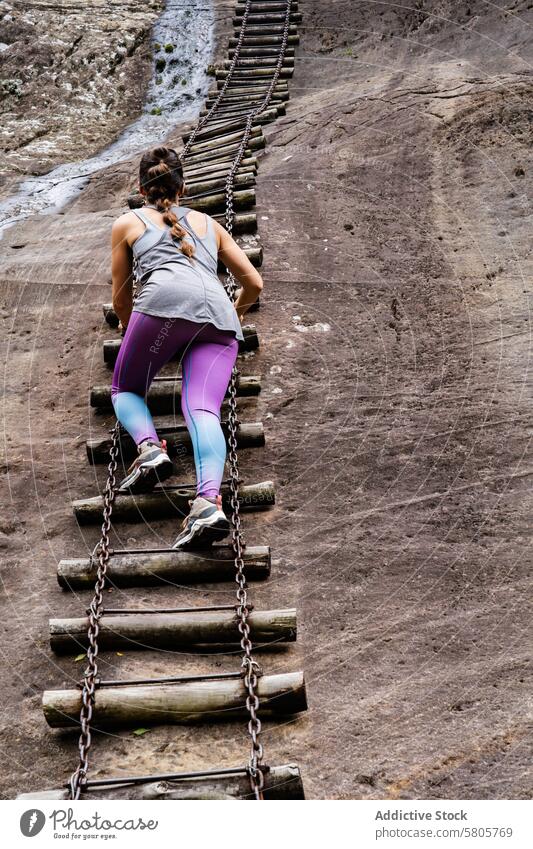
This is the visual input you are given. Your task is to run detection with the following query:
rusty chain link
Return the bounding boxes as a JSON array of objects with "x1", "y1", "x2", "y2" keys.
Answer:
[
  {"x1": 69, "y1": 0, "x2": 292, "y2": 801},
  {"x1": 219, "y1": 0, "x2": 292, "y2": 801},
  {"x1": 69, "y1": 422, "x2": 120, "y2": 800}
]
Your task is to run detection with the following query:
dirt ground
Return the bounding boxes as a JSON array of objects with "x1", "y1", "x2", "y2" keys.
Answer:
[{"x1": 0, "y1": 1, "x2": 532, "y2": 800}]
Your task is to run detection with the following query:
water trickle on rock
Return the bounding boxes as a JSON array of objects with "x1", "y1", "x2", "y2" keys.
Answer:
[{"x1": 0, "y1": 0, "x2": 214, "y2": 236}]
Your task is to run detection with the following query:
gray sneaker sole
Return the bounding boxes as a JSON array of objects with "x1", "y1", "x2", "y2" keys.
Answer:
[
  {"x1": 172, "y1": 512, "x2": 230, "y2": 549},
  {"x1": 118, "y1": 454, "x2": 173, "y2": 494}
]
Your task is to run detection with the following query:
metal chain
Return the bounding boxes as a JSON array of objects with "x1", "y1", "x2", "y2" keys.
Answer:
[
  {"x1": 174, "y1": 0, "x2": 290, "y2": 798},
  {"x1": 68, "y1": 423, "x2": 120, "y2": 800},
  {"x1": 216, "y1": 0, "x2": 293, "y2": 801}
]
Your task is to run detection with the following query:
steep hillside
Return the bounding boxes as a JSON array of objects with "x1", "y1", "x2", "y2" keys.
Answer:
[{"x1": 0, "y1": 1, "x2": 531, "y2": 799}]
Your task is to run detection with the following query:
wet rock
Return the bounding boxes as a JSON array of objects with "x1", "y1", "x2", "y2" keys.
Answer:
[{"x1": 0, "y1": 0, "x2": 164, "y2": 198}]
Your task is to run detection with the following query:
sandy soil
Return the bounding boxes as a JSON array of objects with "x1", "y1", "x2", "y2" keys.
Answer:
[{"x1": 0, "y1": 1, "x2": 531, "y2": 799}]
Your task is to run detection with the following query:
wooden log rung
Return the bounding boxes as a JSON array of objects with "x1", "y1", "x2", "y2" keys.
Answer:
[
  {"x1": 225, "y1": 58, "x2": 295, "y2": 68},
  {"x1": 129, "y1": 187, "x2": 255, "y2": 213},
  {"x1": 216, "y1": 68, "x2": 294, "y2": 79},
  {"x1": 228, "y1": 35, "x2": 300, "y2": 46},
  {"x1": 192, "y1": 110, "x2": 279, "y2": 133},
  {"x1": 176, "y1": 187, "x2": 258, "y2": 214},
  {"x1": 233, "y1": 13, "x2": 303, "y2": 24},
  {"x1": 236, "y1": 0, "x2": 299, "y2": 7},
  {"x1": 184, "y1": 171, "x2": 256, "y2": 194},
  {"x1": 101, "y1": 603, "x2": 238, "y2": 613},
  {"x1": 210, "y1": 94, "x2": 288, "y2": 105},
  {"x1": 182, "y1": 121, "x2": 263, "y2": 144},
  {"x1": 237, "y1": 0, "x2": 298, "y2": 5},
  {"x1": 186, "y1": 171, "x2": 258, "y2": 192},
  {"x1": 187, "y1": 130, "x2": 264, "y2": 156},
  {"x1": 127, "y1": 187, "x2": 251, "y2": 212},
  {"x1": 210, "y1": 86, "x2": 288, "y2": 98},
  {"x1": 102, "y1": 322, "x2": 258, "y2": 365},
  {"x1": 16, "y1": 762, "x2": 305, "y2": 800},
  {"x1": 213, "y1": 79, "x2": 288, "y2": 90},
  {"x1": 232, "y1": 24, "x2": 299, "y2": 34},
  {"x1": 200, "y1": 104, "x2": 285, "y2": 120},
  {"x1": 183, "y1": 155, "x2": 258, "y2": 179},
  {"x1": 42, "y1": 669, "x2": 307, "y2": 728},
  {"x1": 210, "y1": 78, "x2": 289, "y2": 89},
  {"x1": 90, "y1": 373, "x2": 261, "y2": 410},
  {"x1": 72, "y1": 480, "x2": 275, "y2": 525},
  {"x1": 179, "y1": 146, "x2": 254, "y2": 169},
  {"x1": 57, "y1": 543, "x2": 271, "y2": 589},
  {"x1": 86, "y1": 420, "x2": 265, "y2": 464},
  {"x1": 207, "y1": 94, "x2": 288, "y2": 107},
  {"x1": 213, "y1": 211, "x2": 257, "y2": 233},
  {"x1": 50, "y1": 607, "x2": 297, "y2": 653},
  {"x1": 228, "y1": 46, "x2": 295, "y2": 56},
  {"x1": 235, "y1": 0, "x2": 299, "y2": 8}
]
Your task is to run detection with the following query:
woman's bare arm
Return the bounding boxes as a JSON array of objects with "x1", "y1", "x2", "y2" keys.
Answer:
[
  {"x1": 111, "y1": 215, "x2": 134, "y2": 330},
  {"x1": 212, "y1": 218, "x2": 263, "y2": 322}
]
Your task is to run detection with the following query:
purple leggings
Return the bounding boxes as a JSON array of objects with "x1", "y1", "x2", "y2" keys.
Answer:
[{"x1": 111, "y1": 311, "x2": 239, "y2": 498}]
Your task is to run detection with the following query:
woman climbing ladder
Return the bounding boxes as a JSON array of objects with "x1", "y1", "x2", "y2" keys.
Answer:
[{"x1": 110, "y1": 146, "x2": 263, "y2": 549}]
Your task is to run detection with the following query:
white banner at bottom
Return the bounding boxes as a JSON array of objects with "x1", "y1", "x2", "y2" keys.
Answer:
[{"x1": 4, "y1": 799, "x2": 531, "y2": 849}]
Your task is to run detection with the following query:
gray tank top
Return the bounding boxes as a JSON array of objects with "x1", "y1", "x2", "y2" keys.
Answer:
[{"x1": 130, "y1": 204, "x2": 244, "y2": 342}]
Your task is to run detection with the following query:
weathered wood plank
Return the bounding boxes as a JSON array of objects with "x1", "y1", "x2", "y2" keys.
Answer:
[
  {"x1": 103, "y1": 323, "x2": 259, "y2": 365},
  {"x1": 90, "y1": 373, "x2": 261, "y2": 411},
  {"x1": 87, "y1": 421, "x2": 264, "y2": 464},
  {"x1": 57, "y1": 544, "x2": 271, "y2": 589},
  {"x1": 42, "y1": 670, "x2": 307, "y2": 727},
  {"x1": 16, "y1": 763, "x2": 305, "y2": 800},
  {"x1": 225, "y1": 57, "x2": 295, "y2": 68},
  {"x1": 187, "y1": 130, "x2": 264, "y2": 156},
  {"x1": 228, "y1": 35, "x2": 300, "y2": 46},
  {"x1": 49, "y1": 608, "x2": 296, "y2": 653},
  {"x1": 216, "y1": 68, "x2": 294, "y2": 79},
  {"x1": 182, "y1": 122, "x2": 263, "y2": 144},
  {"x1": 228, "y1": 47, "x2": 295, "y2": 57},
  {"x1": 233, "y1": 13, "x2": 302, "y2": 24},
  {"x1": 72, "y1": 480, "x2": 275, "y2": 525}
]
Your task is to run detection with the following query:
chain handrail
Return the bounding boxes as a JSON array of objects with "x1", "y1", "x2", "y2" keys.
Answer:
[
  {"x1": 68, "y1": 422, "x2": 120, "y2": 800},
  {"x1": 206, "y1": 0, "x2": 292, "y2": 801},
  {"x1": 68, "y1": 0, "x2": 292, "y2": 802}
]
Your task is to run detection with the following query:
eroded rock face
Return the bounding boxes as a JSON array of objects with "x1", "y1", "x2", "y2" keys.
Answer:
[
  {"x1": 0, "y1": 0, "x2": 164, "y2": 195},
  {"x1": 0, "y1": 0, "x2": 532, "y2": 802}
]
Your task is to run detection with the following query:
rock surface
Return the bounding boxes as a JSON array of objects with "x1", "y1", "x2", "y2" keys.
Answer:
[
  {"x1": 0, "y1": 0, "x2": 163, "y2": 197},
  {"x1": 0, "y1": 0, "x2": 532, "y2": 800}
]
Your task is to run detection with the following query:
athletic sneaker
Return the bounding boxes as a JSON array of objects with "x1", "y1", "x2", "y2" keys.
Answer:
[
  {"x1": 117, "y1": 438, "x2": 173, "y2": 494},
  {"x1": 172, "y1": 494, "x2": 231, "y2": 549}
]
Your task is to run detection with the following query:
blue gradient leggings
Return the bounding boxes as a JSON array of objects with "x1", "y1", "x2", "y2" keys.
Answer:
[{"x1": 111, "y1": 311, "x2": 239, "y2": 498}]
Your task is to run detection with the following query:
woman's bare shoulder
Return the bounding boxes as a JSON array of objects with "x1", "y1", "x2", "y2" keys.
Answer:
[{"x1": 112, "y1": 210, "x2": 138, "y2": 232}]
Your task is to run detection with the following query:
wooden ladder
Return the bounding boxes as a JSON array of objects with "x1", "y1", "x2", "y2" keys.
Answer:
[{"x1": 19, "y1": 0, "x2": 306, "y2": 802}]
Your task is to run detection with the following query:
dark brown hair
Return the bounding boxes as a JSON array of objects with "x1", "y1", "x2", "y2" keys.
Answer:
[{"x1": 139, "y1": 146, "x2": 194, "y2": 258}]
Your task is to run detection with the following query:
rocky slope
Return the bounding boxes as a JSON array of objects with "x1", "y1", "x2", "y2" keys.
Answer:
[
  {"x1": 0, "y1": 0, "x2": 170, "y2": 198},
  {"x1": 0, "y1": 0, "x2": 531, "y2": 799}
]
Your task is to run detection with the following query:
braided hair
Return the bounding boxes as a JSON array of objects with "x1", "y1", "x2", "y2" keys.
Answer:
[{"x1": 139, "y1": 146, "x2": 195, "y2": 258}]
